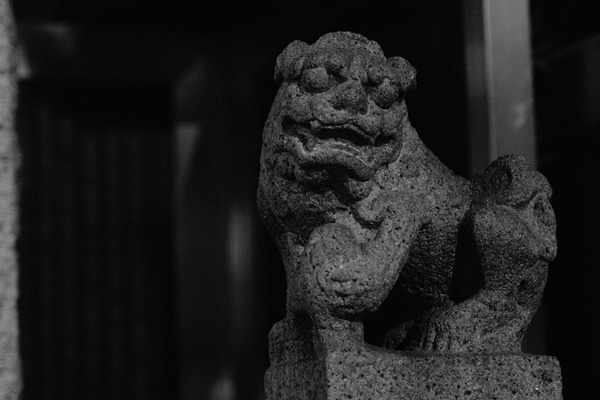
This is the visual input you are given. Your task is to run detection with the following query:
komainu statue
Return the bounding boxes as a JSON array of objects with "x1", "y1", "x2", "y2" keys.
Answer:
[{"x1": 258, "y1": 32, "x2": 562, "y2": 399}]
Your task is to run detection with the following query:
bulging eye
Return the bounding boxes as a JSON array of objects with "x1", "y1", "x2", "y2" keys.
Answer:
[
  {"x1": 325, "y1": 53, "x2": 345, "y2": 76},
  {"x1": 301, "y1": 66, "x2": 330, "y2": 93},
  {"x1": 371, "y1": 79, "x2": 398, "y2": 109},
  {"x1": 367, "y1": 64, "x2": 387, "y2": 86}
]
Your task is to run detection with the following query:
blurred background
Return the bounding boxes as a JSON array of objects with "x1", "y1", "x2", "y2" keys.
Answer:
[{"x1": 10, "y1": 0, "x2": 600, "y2": 399}]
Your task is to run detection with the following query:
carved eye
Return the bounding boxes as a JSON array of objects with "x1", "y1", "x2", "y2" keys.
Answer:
[
  {"x1": 371, "y1": 79, "x2": 398, "y2": 109},
  {"x1": 367, "y1": 64, "x2": 387, "y2": 86},
  {"x1": 325, "y1": 53, "x2": 345, "y2": 76},
  {"x1": 301, "y1": 66, "x2": 330, "y2": 93}
]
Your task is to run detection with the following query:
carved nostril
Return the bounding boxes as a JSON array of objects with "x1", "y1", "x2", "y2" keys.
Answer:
[{"x1": 332, "y1": 81, "x2": 368, "y2": 114}]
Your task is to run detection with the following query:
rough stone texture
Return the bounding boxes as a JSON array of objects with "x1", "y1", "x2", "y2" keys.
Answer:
[
  {"x1": 258, "y1": 32, "x2": 562, "y2": 399},
  {"x1": 266, "y1": 320, "x2": 562, "y2": 400},
  {"x1": 0, "y1": 0, "x2": 21, "y2": 398}
]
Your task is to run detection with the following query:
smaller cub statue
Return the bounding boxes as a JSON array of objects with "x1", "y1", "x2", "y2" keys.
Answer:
[{"x1": 258, "y1": 32, "x2": 561, "y2": 399}]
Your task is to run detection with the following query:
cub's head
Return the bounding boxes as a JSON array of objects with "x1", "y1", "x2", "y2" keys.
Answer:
[{"x1": 262, "y1": 32, "x2": 416, "y2": 188}]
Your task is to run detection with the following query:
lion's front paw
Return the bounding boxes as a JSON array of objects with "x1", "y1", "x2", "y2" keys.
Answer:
[
  {"x1": 305, "y1": 223, "x2": 387, "y2": 317},
  {"x1": 307, "y1": 223, "x2": 364, "y2": 293}
]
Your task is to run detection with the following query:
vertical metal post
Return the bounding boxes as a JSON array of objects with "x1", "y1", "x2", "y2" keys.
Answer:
[{"x1": 463, "y1": 0, "x2": 537, "y2": 174}]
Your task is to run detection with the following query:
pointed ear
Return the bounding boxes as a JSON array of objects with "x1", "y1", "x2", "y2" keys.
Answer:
[
  {"x1": 274, "y1": 40, "x2": 309, "y2": 84},
  {"x1": 388, "y1": 56, "x2": 417, "y2": 94}
]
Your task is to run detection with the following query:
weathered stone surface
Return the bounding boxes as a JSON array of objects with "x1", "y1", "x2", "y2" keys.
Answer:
[
  {"x1": 266, "y1": 316, "x2": 562, "y2": 400},
  {"x1": 0, "y1": 0, "x2": 21, "y2": 398},
  {"x1": 258, "y1": 32, "x2": 561, "y2": 399},
  {"x1": 267, "y1": 348, "x2": 562, "y2": 400}
]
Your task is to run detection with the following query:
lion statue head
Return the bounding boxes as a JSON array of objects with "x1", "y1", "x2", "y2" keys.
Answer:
[{"x1": 259, "y1": 32, "x2": 417, "y2": 241}]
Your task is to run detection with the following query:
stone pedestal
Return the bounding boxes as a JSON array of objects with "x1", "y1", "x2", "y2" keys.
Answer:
[
  {"x1": 265, "y1": 318, "x2": 562, "y2": 400},
  {"x1": 266, "y1": 349, "x2": 561, "y2": 400}
]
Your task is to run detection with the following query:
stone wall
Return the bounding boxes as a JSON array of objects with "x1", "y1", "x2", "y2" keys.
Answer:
[{"x1": 0, "y1": 0, "x2": 21, "y2": 398}]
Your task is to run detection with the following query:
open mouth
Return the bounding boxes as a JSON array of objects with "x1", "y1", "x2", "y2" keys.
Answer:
[
  {"x1": 313, "y1": 126, "x2": 374, "y2": 156},
  {"x1": 279, "y1": 116, "x2": 399, "y2": 182},
  {"x1": 282, "y1": 116, "x2": 387, "y2": 155}
]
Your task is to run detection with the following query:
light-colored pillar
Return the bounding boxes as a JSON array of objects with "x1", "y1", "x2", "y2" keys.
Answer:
[
  {"x1": 0, "y1": 0, "x2": 21, "y2": 398},
  {"x1": 463, "y1": 0, "x2": 537, "y2": 174}
]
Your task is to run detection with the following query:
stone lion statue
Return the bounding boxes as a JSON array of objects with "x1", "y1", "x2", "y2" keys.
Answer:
[{"x1": 257, "y1": 32, "x2": 557, "y2": 354}]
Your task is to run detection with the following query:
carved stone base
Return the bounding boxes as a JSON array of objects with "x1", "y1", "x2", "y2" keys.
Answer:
[{"x1": 265, "y1": 344, "x2": 563, "y2": 400}]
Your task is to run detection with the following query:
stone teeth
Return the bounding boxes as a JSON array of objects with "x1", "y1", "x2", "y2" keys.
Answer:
[{"x1": 306, "y1": 137, "x2": 317, "y2": 151}]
